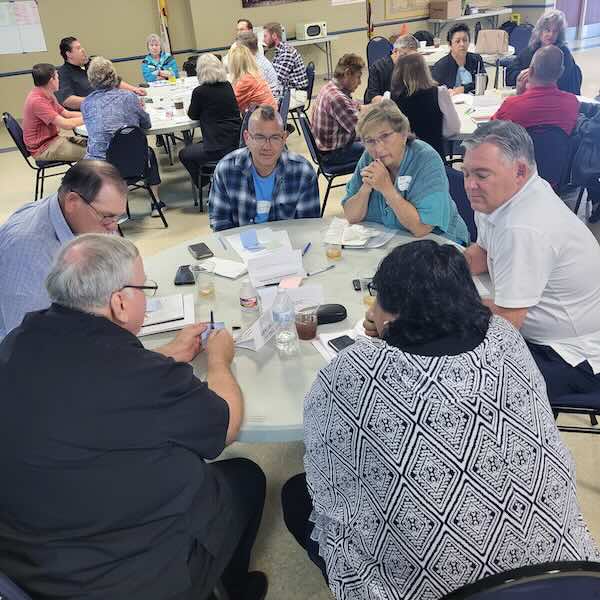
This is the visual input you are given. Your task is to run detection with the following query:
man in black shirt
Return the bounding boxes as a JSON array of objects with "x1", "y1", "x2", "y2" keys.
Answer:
[
  {"x1": 0, "y1": 234, "x2": 267, "y2": 600},
  {"x1": 364, "y1": 34, "x2": 418, "y2": 104},
  {"x1": 56, "y1": 36, "x2": 147, "y2": 109}
]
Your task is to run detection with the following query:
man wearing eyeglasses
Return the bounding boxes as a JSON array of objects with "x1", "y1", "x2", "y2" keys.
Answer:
[
  {"x1": 0, "y1": 160, "x2": 128, "y2": 341},
  {"x1": 208, "y1": 104, "x2": 320, "y2": 231}
]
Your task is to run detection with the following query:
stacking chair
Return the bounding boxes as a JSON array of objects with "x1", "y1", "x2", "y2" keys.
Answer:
[
  {"x1": 527, "y1": 125, "x2": 571, "y2": 191},
  {"x1": 298, "y1": 113, "x2": 357, "y2": 216},
  {"x1": 366, "y1": 36, "x2": 393, "y2": 69},
  {"x1": 444, "y1": 561, "x2": 600, "y2": 599},
  {"x1": 278, "y1": 87, "x2": 291, "y2": 128},
  {"x1": 445, "y1": 166, "x2": 477, "y2": 242},
  {"x1": 552, "y1": 393, "x2": 600, "y2": 435},
  {"x1": 106, "y1": 126, "x2": 168, "y2": 228},
  {"x1": 2, "y1": 112, "x2": 75, "y2": 201},
  {"x1": 0, "y1": 570, "x2": 33, "y2": 600},
  {"x1": 289, "y1": 62, "x2": 315, "y2": 133}
]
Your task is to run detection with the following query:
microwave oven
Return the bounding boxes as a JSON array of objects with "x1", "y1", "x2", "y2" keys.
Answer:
[{"x1": 295, "y1": 22, "x2": 327, "y2": 40}]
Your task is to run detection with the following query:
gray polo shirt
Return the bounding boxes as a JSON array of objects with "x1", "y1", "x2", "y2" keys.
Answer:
[{"x1": 0, "y1": 193, "x2": 74, "y2": 341}]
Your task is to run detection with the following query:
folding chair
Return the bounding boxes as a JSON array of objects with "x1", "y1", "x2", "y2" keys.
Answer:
[
  {"x1": 278, "y1": 88, "x2": 291, "y2": 128},
  {"x1": 289, "y1": 62, "x2": 315, "y2": 134},
  {"x1": 445, "y1": 166, "x2": 477, "y2": 242},
  {"x1": 527, "y1": 125, "x2": 571, "y2": 191},
  {"x1": 366, "y1": 36, "x2": 393, "y2": 69}
]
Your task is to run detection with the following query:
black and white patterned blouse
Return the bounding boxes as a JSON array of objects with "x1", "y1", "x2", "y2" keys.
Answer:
[{"x1": 304, "y1": 316, "x2": 600, "y2": 600}]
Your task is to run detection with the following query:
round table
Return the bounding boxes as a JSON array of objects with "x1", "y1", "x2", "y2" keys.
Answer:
[{"x1": 142, "y1": 218, "x2": 452, "y2": 443}]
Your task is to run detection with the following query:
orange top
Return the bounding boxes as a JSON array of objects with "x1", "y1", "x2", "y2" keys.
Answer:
[{"x1": 233, "y1": 74, "x2": 277, "y2": 114}]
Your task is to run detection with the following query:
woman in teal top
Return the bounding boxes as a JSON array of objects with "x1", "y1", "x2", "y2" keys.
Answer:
[
  {"x1": 342, "y1": 99, "x2": 469, "y2": 245},
  {"x1": 141, "y1": 33, "x2": 179, "y2": 82}
]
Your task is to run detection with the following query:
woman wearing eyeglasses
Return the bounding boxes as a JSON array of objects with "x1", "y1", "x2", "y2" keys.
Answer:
[
  {"x1": 282, "y1": 240, "x2": 600, "y2": 600},
  {"x1": 343, "y1": 99, "x2": 469, "y2": 245}
]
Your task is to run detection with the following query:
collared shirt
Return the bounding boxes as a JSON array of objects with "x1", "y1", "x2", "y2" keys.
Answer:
[
  {"x1": 304, "y1": 316, "x2": 600, "y2": 600},
  {"x1": 208, "y1": 147, "x2": 320, "y2": 231},
  {"x1": 81, "y1": 88, "x2": 151, "y2": 160},
  {"x1": 476, "y1": 174, "x2": 600, "y2": 373},
  {"x1": 364, "y1": 55, "x2": 393, "y2": 104},
  {"x1": 311, "y1": 80, "x2": 360, "y2": 152},
  {"x1": 256, "y1": 53, "x2": 282, "y2": 98},
  {"x1": 0, "y1": 304, "x2": 231, "y2": 600},
  {"x1": 22, "y1": 87, "x2": 66, "y2": 156},
  {"x1": 492, "y1": 84, "x2": 580, "y2": 135},
  {"x1": 55, "y1": 61, "x2": 93, "y2": 105},
  {"x1": 271, "y1": 42, "x2": 308, "y2": 91},
  {"x1": 141, "y1": 51, "x2": 179, "y2": 82},
  {"x1": 0, "y1": 193, "x2": 74, "y2": 341}
]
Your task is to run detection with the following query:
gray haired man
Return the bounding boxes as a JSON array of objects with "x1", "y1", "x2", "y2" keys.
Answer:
[
  {"x1": 0, "y1": 234, "x2": 268, "y2": 600},
  {"x1": 462, "y1": 120, "x2": 600, "y2": 403}
]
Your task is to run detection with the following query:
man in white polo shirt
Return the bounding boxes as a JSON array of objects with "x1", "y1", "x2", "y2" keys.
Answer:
[{"x1": 462, "y1": 120, "x2": 600, "y2": 401}]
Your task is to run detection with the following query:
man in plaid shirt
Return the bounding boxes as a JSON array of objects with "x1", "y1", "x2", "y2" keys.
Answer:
[
  {"x1": 311, "y1": 54, "x2": 366, "y2": 168},
  {"x1": 264, "y1": 22, "x2": 308, "y2": 110},
  {"x1": 209, "y1": 105, "x2": 320, "y2": 232}
]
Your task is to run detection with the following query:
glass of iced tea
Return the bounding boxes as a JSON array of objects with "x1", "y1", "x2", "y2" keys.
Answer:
[
  {"x1": 295, "y1": 305, "x2": 319, "y2": 340},
  {"x1": 325, "y1": 243, "x2": 342, "y2": 261},
  {"x1": 190, "y1": 264, "x2": 215, "y2": 300},
  {"x1": 360, "y1": 277, "x2": 376, "y2": 307}
]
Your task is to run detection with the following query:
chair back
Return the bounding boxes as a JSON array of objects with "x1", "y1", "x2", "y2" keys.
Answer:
[
  {"x1": 366, "y1": 36, "x2": 393, "y2": 69},
  {"x1": 508, "y1": 24, "x2": 534, "y2": 54},
  {"x1": 527, "y1": 125, "x2": 571, "y2": 190},
  {"x1": 278, "y1": 88, "x2": 291, "y2": 126},
  {"x1": 298, "y1": 113, "x2": 322, "y2": 166},
  {"x1": 0, "y1": 571, "x2": 33, "y2": 600},
  {"x1": 106, "y1": 126, "x2": 149, "y2": 184},
  {"x1": 445, "y1": 167, "x2": 477, "y2": 242},
  {"x1": 238, "y1": 106, "x2": 256, "y2": 148},
  {"x1": 443, "y1": 561, "x2": 600, "y2": 599},
  {"x1": 2, "y1": 112, "x2": 31, "y2": 160},
  {"x1": 305, "y1": 62, "x2": 316, "y2": 111},
  {"x1": 414, "y1": 30, "x2": 434, "y2": 46}
]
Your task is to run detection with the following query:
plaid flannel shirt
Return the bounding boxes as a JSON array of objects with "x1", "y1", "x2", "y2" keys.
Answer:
[
  {"x1": 272, "y1": 42, "x2": 308, "y2": 91},
  {"x1": 311, "y1": 80, "x2": 360, "y2": 152},
  {"x1": 209, "y1": 148, "x2": 320, "y2": 231}
]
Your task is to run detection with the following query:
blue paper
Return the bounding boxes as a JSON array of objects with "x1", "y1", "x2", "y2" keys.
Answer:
[
  {"x1": 202, "y1": 322, "x2": 225, "y2": 344},
  {"x1": 240, "y1": 229, "x2": 262, "y2": 250}
]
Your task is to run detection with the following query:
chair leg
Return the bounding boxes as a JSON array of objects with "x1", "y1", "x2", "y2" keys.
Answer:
[
  {"x1": 573, "y1": 186, "x2": 585, "y2": 216},
  {"x1": 192, "y1": 175, "x2": 199, "y2": 208},
  {"x1": 147, "y1": 186, "x2": 168, "y2": 228},
  {"x1": 126, "y1": 200, "x2": 131, "y2": 219},
  {"x1": 164, "y1": 135, "x2": 174, "y2": 166},
  {"x1": 117, "y1": 224, "x2": 124, "y2": 237},
  {"x1": 321, "y1": 179, "x2": 333, "y2": 217},
  {"x1": 40, "y1": 169, "x2": 46, "y2": 199},
  {"x1": 290, "y1": 110, "x2": 300, "y2": 135},
  {"x1": 34, "y1": 170, "x2": 41, "y2": 201},
  {"x1": 591, "y1": 414, "x2": 598, "y2": 427}
]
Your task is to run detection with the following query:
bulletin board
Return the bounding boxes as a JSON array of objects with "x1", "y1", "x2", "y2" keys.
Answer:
[
  {"x1": 0, "y1": 0, "x2": 47, "y2": 55},
  {"x1": 385, "y1": 0, "x2": 429, "y2": 20}
]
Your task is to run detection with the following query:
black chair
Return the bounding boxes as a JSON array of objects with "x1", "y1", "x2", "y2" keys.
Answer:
[
  {"x1": 106, "y1": 126, "x2": 168, "y2": 228},
  {"x1": 298, "y1": 113, "x2": 357, "y2": 217},
  {"x1": 443, "y1": 561, "x2": 600, "y2": 599},
  {"x1": 527, "y1": 125, "x2": 571, "y2": 192},
  {"x1": 278, "y1": 87, "x2": 291, "y2": 128},
  {"x1": 0, "y1": 570, "x2": 33, "y2": 600},
  {"x1": 238, "y1": 106, "x2": 256, "y2": 149},
  {"x1": 2, "y1": 112, "x2": 76, "y2": 201},
  {"x1": 289, "y1": 62, "x2": 315, "y2": 133},
  {"x1": 445, "y1": 166, "x2": 477, "y2": 243},
  {"x1": 414, "y1": 30, "x2": 435, "y2": 46},
  {"x1": 552, "y1": 392, "x2": 600, "y2": 435},
  {"x1": 366, "y1": 36, "x2": 393, "y2": 69}
]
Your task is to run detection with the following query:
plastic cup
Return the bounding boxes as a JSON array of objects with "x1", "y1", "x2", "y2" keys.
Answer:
[
  {"x1": 325, "y1": 243, "x2": 342, "y2": 261},
  {"x1": 190, "y1": 265, "x2": 215, "y2": 300},
  {"x1": 419, "y1": 40, "x2": 427, "y2": 49},
  {"x1": 433, "y1": 37, "x2": 441, "y2": 48},
  {"x1": 360, "y1": 277, "x2": 376, "y2": 307},
  {"x1": 295, "y1": 305, "x2": 319, "y2": 340}
]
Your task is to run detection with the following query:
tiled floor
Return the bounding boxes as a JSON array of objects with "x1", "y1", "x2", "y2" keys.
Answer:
[{"x1": 1, "y1": 47, "x2": 600, "y2": 600}]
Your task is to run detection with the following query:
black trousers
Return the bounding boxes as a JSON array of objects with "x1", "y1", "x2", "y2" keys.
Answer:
[
  {"x1": 146, "y1": 147, "x2": 161, "y2": 186},
  {"x1": 281, "y1": 473, "x2": 328, "y2": 583},
  {"x1": 174, "y1": 458, "x2": 266, "y2": 600},
  {"x1": 179, "y1": 143, "x2": 232, "y2": 189}
]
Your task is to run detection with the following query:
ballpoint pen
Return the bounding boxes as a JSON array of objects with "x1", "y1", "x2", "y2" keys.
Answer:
[
  {"x1": 301, "y1": 242, "x2": 311, "y2": 257},
  {"x1": 210, "y1": 310, "x2": 214, "y2": 330},
  {"x1": 306, "y1": 264, "x2": 336, "y2": 277}
]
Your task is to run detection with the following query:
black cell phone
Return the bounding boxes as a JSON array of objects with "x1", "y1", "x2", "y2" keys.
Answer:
[
  {"x1": 328, "y1": 335, "x2": 355, "y2": 353},
  {"x1": 352, "y1": 279, "x2": 361, "y2": 292},
  {"x1": 174, "y1": 264, "x2": 195, "y2": 285},
  {"x1": 188, "y1": 242, "x2": 214, "y2": 261}
]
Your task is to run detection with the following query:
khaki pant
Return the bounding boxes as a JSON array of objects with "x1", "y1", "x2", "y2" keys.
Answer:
[
  {"x1": 34, "y1": 135, "x2": 87, "y2": 162},
  {"x1": 289, "y1": 88, "x2": 308, "y2": 110}
]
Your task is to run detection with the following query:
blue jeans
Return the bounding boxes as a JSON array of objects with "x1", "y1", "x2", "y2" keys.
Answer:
[{"x1": 321, "y1": 141, "x2": 364, "y2": 168}]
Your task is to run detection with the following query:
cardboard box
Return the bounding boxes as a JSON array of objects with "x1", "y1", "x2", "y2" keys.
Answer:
[{"x1": 429, "y1": 0, "x2": 462, "y2": 19}]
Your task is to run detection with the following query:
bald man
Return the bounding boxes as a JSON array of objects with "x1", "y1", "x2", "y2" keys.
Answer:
[{"x1": 492, "y1": 44, "x2": 580, "y2": 135}]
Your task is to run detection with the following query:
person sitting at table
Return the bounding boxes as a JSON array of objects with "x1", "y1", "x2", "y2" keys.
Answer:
[
  {"x1": 209, "y1": 104, "x2": 319, "y2": 231},
  {"x1": 0, "y1": 233, "x2": 269, "y2": 600},
  {"x1": 0, "y1": 161, "x2": 127, "y2": 342},
  {"x1": 462, "y1": 120, "x2": 600, "y2": 404},
  {"x1": 178, "y1": 54, "x2": 241, "y2": 192},
  {"x1": 22, "y1": 62, "x2": 87, "y2": 162},
  {"x1": 228, "y1": 45, "x2": 277, "y2": 114},
  {"x1": 141, "y1": 33, "x2": 179, "y2": 82},
  {"x1": 81, "y1": 56, "x2": 166, "y2": 217},
  {"x1": 311, "y1": 53, "x2": 365, "y2": 168},
  {"x1": 56, "y1": 36, "x2": 146, "y2": 110},
  {"x1": 492, "y1": 45, "x2": 579, "y2": 136},
  {"x1": 391, "y1": 52, "x2": 460, "y2": 159},
  {"x1": 342, "y1": 100, "x2": 469, "y2": 245},
  {"x1": 282, "y1": 239, "x2": 600, "y2": 600},
  {"x1": 508, "y1": 9, "x2": 581, "y2": 95},
  {"x1": 431, "y1": 24, "x2": 486, "y2": 96},
  {"x1": 236, "y1": 31, "x2": 282, "y2": 99},
  {"x1": 364, "y1": 34, "x2": 418, "y2": 104}
]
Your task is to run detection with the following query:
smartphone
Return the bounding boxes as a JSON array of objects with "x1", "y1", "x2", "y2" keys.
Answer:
[
  {"x1": 174, "y1": 265, "x2": 194, "y2": 285},
  {"x1": 188, "y1": 242, "x2": 214, "y2": 261},
  {"x1": 352, "y1": 279, "x2": 361, "y2": 292},
  {"x1": 328, "y1": 335, "x2": 355, "y2": 353}
]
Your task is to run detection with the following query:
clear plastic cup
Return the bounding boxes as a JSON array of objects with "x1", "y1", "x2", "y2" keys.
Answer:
[
  {"x1": 295, "y1": 305, "x2": 319, "y2": 340},
  {"x1": 360, "y1": 276, "x2": 376, "y2": 307},
  {"x1": 325, "y1": 243, "x2": 342, "y2": 261},
  {"x1": 190, "y1": 265, "x2": 215, "y2": 300}
]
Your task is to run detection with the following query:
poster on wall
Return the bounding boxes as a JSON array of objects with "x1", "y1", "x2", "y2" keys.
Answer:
[
  {"x1": 385, "y1": 0, "x2": 428, "y2": 20},
  {"x1": 242, "y1": 0, "x2": 309, "y2": 6}
]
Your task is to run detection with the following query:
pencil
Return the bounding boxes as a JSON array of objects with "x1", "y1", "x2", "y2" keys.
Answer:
[{"x1": 210, "y1": 310, "x2": 214, "y2": 330}]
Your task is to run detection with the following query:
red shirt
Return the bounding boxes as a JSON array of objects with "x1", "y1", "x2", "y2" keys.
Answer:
[
  {"x1": 491, "y1": 84, "x2": 579, "y2": 135},
  {"x1": 22, "y1": 87, "x2": 65, "y2": 156}
]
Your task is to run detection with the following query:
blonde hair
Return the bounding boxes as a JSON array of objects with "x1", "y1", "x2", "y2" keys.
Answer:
[
  {"x1": 391, "y1": 53, "x2": 436, "y2": 97},
  {"x1": 87, "y1": 56, "x2": 120, "y2": 90},
  {"x1": 228, "y1": 44, "x2": 260, "y2": 85},
  {"x1": 146, "y1": 33, "x2": 161, "y2": 52},
  {"x1": 196, "y1": 53, "x2": 228, "y2": 85},
  {"x1": 357, "y1": 99, "x2": 413, "y2": 140}
]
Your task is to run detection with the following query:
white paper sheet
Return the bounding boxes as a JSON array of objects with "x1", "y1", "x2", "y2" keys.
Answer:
[
  {"x1": 201, "y1": 257, "x2": 247, "y2": 279},
  {"x1": 226, "y1": 228, "x2": 293, "y2": 264},
  {"x1": 144, "y1": 294, "x2": 184, "y2": 326},
  {"x1": 312, "y1": 320, "x2": 367, "y2": 362},
  {"x1": 247, "y1": 249, "x2": 305, "y2": 288},
  {"x1": 139, "y1": 294, "x2": 195, "y2": 337},
  {"x1": 324, "y1": 217, "x2": 395, "y2": 248},
  {"x1": 235, "y1": 311, "x2": 277, "y2": 351},
  {"x1": 258, "y1": 284, "x2": 324, "y2": 312}
]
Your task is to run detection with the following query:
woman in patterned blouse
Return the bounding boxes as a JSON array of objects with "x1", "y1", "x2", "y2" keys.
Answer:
[{"x1": 282, "y1": 240, "x2": 599, "y2": 600}]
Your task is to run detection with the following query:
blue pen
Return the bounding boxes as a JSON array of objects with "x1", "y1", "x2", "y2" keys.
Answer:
[{"x1": 302, "y1": 242, "x2": 312, "y2": 257}]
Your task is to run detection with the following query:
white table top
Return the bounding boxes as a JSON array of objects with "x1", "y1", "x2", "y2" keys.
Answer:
[
  {"x1": 287, "y1": 34, "x2": 341, "y2": 47},
  {"x1": 142, "y1": 218, "x2": 454, "y2": 443},
  {"x1": 428, "y1": 7, "x2": 512, "y2": 24},
  {"x1": 419, "y1": 43, "x2": 514, "y2": 65}
]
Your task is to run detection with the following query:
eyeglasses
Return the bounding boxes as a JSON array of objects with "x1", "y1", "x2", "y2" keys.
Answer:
[
  {"x1": 248, "y1": 133, "x2": 286, "y2": 146},
  {"x1": 363, "y1": 131, "x2": 396, "y2": 148},
  {"x1": 367, "y1": 281, "x2": 377, "y2": 296},
  {"x1": 72, "y1": 191, "x2": 126, "y2": 225},
  {"x1": 121, "y1": 279, "x2": 158, "y2": 297}
]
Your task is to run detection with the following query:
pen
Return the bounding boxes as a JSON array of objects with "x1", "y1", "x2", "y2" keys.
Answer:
[
  {"x1": 218, "y1": 236, "x2": 227, "y2": 250},
  {"x1": 301, "y1": 242, "x2": 311, "y2": 257},
  {"x1": 307, "y1": 264, "x2": 336, "y2": 277},
  {"x1": 210, "y1": 310, "x2": 214, "y2": 330}
]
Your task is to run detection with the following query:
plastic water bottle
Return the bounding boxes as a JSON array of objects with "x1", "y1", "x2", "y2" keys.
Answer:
[
  {"x1": 239, "y1": 278, "x2": 259, "y2": 313},
  {"x1": 271, "y1": 289, "x2": 299, "y2": 355}
]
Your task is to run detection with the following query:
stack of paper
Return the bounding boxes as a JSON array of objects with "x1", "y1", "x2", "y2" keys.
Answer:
[
  {"x1": 200, "y1": 257, "x2": 247, "y2": 279},
  {"x1": 140, "y1": 294, "x2": 195, "y2": 337},
  {"x1": 226, "y1": 228, "x2": 292, "y2": 264},
  {"x1": 324, "y1": 217, "x2": 395, "y2": 248},
  {"x1": 247, "y1": 249, "x2": 305, "y2": 287},
  {"x1": 312, "y1": 320, "x2": 367, "y2": 362}
]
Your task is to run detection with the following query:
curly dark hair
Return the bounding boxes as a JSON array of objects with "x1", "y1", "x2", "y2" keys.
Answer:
[
  {"x1": 372, "y1": 240, "x2": 491, "y2": 347},
  {"x1": 447, "y1": 23, "x2": 471, "y2": 44}
]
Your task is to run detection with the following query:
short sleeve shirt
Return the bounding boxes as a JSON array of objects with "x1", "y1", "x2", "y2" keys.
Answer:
[
  {"x1": 22, "y1": 87, "x2": 64, "y2": 155},
  {"x1": 55, "y1": 61, "x2": 93, "y2": 105}
]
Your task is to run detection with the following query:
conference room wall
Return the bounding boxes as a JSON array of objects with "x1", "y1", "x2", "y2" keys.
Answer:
[{"x1": 0, "y1": 0, "x2": 195, "y2": 119}]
